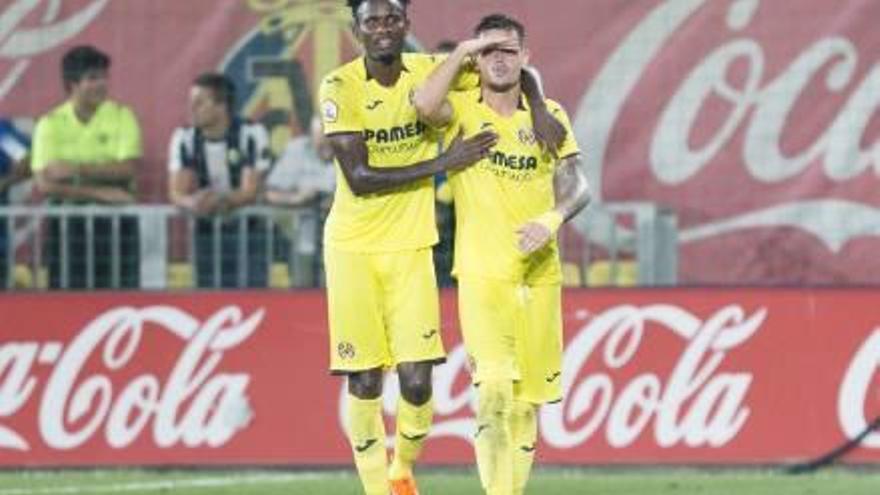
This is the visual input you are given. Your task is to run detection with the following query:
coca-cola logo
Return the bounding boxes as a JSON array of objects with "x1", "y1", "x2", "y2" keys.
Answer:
[
  {"x1": 573, "y1": 0, "x2": 880, "y2": 254},
  {"x1": 0, "y1": 305, "x2": 261, "y2": 451},
  {"x1": 338, "y1": 303, "x2": 765, "y2": 449},
  {"x1": 0, "y1": 0, "x2": 109, "y2": 102},
  {"x1": 838, "y1": 329, "x2": 880, "y2": 448}
]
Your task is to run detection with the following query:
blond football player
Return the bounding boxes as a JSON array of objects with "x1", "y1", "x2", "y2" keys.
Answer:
[{"x1": 413, "y1": 13, "x2": 590, "y2": 495}]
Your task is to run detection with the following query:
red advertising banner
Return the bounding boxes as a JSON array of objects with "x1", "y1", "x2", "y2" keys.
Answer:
[
  {"x1": 2, "y1": 1, "x2": 880, "y2": 284},
  {"x1": 0, "y1": 289, "x2": 878, "y2": 466}
]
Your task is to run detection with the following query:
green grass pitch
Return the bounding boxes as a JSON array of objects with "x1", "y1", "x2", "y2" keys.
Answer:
[{"x1": 1, "y1": 468, "x2": 878, "y2": 494}]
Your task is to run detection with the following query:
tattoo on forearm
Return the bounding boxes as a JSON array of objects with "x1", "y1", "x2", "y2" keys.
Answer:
[{"x1": 553, "y1": 156, "x2": 590, "y2": 221}]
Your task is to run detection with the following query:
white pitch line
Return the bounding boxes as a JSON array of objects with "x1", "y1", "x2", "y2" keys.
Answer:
[{"x1": 0, "y1": 472, "x2": 338, "y2": 495}]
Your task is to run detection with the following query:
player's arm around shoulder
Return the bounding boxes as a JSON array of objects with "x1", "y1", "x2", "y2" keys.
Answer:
[
  {"x1": 522, "y1": 69, "x2": 569, "y2": 157},
  {"x1": 553, "y1": 153, "x2": 591, "y2": 222},
  {"x1": 544, "y1": 100, "x2": 590, "y2": 219}
]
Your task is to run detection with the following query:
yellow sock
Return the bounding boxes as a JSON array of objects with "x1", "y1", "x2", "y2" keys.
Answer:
[
  {"x1": 389, "y1": 397, "x2": 433, "y2": 480},
  {"x1": 346, "y1": 395, "x2": 388, "y2": 495},
  {"x1": 474, "y1": 380, "x2": 514, "y2": 495},
  {"x1": 510, "y1": 400, "x2": 538, "y2": 495}
]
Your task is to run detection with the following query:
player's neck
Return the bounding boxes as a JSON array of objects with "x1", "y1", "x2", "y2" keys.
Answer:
[
  {"x1": 71, "y1": 98, "x2": 99, "y2": 124},
  {"x1": 481, "y1": 85, "x2": 522, "y2": 117},
  {"x1": 200, "y1": 115, "x2": 231, "y2": 140},
  {"x1": 365, "y1": 55, "x2": 403, "y2": 87}
]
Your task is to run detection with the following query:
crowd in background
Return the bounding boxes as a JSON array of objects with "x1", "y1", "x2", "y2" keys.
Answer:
[{"x1": 0, "y1": 44, "x2": 337, "y2": 290}]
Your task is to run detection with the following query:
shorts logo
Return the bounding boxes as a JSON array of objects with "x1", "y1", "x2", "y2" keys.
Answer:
[
  {"x1": 322, "y1": 99, "x2": 339, "y2": 123},
  {"x1": 401, "y1": 432, "x2": 427, "y2": 442},
  {"x1": 354, "y1": 438, "x2": 377, "y2": 452},
  {"x1": 475, "y1": 424, "x2": 489, "y2": 438},
  {"x1": 337, "y1": 341, "x2": 356, "y2": 360},
  {"x1": 545, "y1": 371, "x2": 561, "y2": 383},
  {"x1": 518, "y1": 128, "x2": 537, "y2": 146},
  {"x1": 421, "y1": 329, "x2": 438, "y2": 340}
]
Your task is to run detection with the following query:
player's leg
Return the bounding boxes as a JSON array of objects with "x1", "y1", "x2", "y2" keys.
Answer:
[
  {"x1": 346, "y1": 368, "x2": 388, "y2": 495},
  {"x1": 391, "y1": 361, "x2": 434, "y2": 495},
  {"x1": 382, "y1": 248, "x2": 444, "y2": 494},
  {"x1": 511, "y1": 283, "x2": 563, "y2": 494},
  {"x1": 459, "y1": 277, "x2": 522, "y2": 495},
  {"x1": 510, "y1": 399, "x2": 538, "y2": 495},
  {"x1": 326, "y1": 246, "x2": 393, "y2": 495}
]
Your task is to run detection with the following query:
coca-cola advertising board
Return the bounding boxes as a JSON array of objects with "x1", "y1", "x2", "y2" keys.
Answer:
[
  {"x1": 1, "y1": 289, "x2": 879, "y2": 466},
  {"x1": 2, "y1": 1, "x2": 880, "y2": 284}
]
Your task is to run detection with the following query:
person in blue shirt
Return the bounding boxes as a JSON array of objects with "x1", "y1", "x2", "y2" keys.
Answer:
[{"x1": 0, "y1": 119, "x2": 31, "y2": 289}]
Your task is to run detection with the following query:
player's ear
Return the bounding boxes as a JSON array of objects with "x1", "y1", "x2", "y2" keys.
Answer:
[
  {"x1": 522, "y1": 48, "x2": 530, "y2": 67},
  {"x1": 351, "y1": 20, "x2": 363, "y2": 43}
]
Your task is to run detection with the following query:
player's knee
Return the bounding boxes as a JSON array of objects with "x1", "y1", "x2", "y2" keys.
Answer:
[
  {"x1": 348, "y1": 369, "x2": 383, "y2": 399},
  {"x1": 477, "y1": 381, "x2": 513, "y2": 422},
  {"x1": 513, "y1": 401, "x2": 536, "y2": 423},
  {"x1": 399, "y1": 375, "x2": 432, "y2": 405}
]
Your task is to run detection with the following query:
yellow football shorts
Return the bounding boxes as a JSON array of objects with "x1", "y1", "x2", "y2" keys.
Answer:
[
  {"x1": 458, "y1": 276, "x2": 563, "y2": 404},
  {"x1": 325, "y1": 245, "x2": 445, "y2": 374}
]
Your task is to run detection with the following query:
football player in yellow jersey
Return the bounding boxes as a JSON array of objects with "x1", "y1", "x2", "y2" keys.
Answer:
[
  {"x1": 413, "y1": 13, "x2": 591, "y2": 495},
  {"x1": 320, "y1": 2, "x2": 568, "y2": 494}
]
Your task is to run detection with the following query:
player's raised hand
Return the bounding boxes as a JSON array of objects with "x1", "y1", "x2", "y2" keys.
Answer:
[
  {"x1": 532, "y1": 108, "x2": 566, "y2": 158},
  {"x1": 516, "y1": 221, "x2": 553, "y2": 254},
  {"x1": 440, "y1": 130, "x2": 498, "y2": 172},
  {"x1": 457, "y1": 32, "x2": 519, "y2": 58}
]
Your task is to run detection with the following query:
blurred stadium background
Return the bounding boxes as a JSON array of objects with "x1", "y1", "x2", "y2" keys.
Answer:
[{"x1": 1, "y1": 0, "x2": 879, "y2": 493}]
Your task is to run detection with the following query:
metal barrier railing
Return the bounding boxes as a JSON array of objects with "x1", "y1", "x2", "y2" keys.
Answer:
[
  {"x1": 0, "y1": 201, "x2": 677, "y2": 290},
  {"x1": 0, "y1": 204, "x2": 323, "y2": 290},
  {"x1": 566, "y1": 201, "x2": 678, "y2": 286}
]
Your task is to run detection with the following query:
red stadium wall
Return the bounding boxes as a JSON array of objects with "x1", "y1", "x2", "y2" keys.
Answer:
[
  {"x1": 2, "y1": 1, "x2": 880, "y2": 285},
  {"x1": 1, "y1": 289, "x2": 879, "y2": 467}
]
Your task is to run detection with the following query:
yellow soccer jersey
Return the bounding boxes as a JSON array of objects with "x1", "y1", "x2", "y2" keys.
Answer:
[
  {"x1": 446, "y1": 89, "x2": 581, "y2": 285},
  {"x1": 32, "y1": 100, "x2": 142, "y2": 177},
  {"x1": 318, "y1": 53, "x2": 474, "y2": 253}
]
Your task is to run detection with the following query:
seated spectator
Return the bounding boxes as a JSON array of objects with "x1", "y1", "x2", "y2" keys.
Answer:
[
  {"x1": 0, "y1": 118, "x2": 31, "y2": 289},
  {"x1": 31, "y1": 45, "x2": 142, "y2": 290},
  {"x1": 265, "y1": 116, "x2": 335, "y2": 207},
  {"x1": 264, "y1": 116, "x2": 334, "y2": 287},
  {"x1": 168, "y1": 73, "x2": 272, "y2": 289}
]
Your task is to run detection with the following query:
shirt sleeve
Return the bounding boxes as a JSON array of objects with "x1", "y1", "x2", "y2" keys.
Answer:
[
  {"x1": 249, "y1": 123, "x2": 272, "y2": 173},
  {"x1": 319, "y1": 71, "x2": 362, "y2": 135},
  {"x1": 30, "y1": 116, "x2": 57, "y2": 172},
  {"x1": 167, "y1": 128, "x2": 185, "y2": 173},
  {"x1": 547, "y1": 100, "x2": 581, "y2": 159},
  {"x1": 115, "y1": 106, "x2": 143, "y2": 161},
  {"x1": 0, "y1": 123, "x2": 29, "y2": 163}
]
